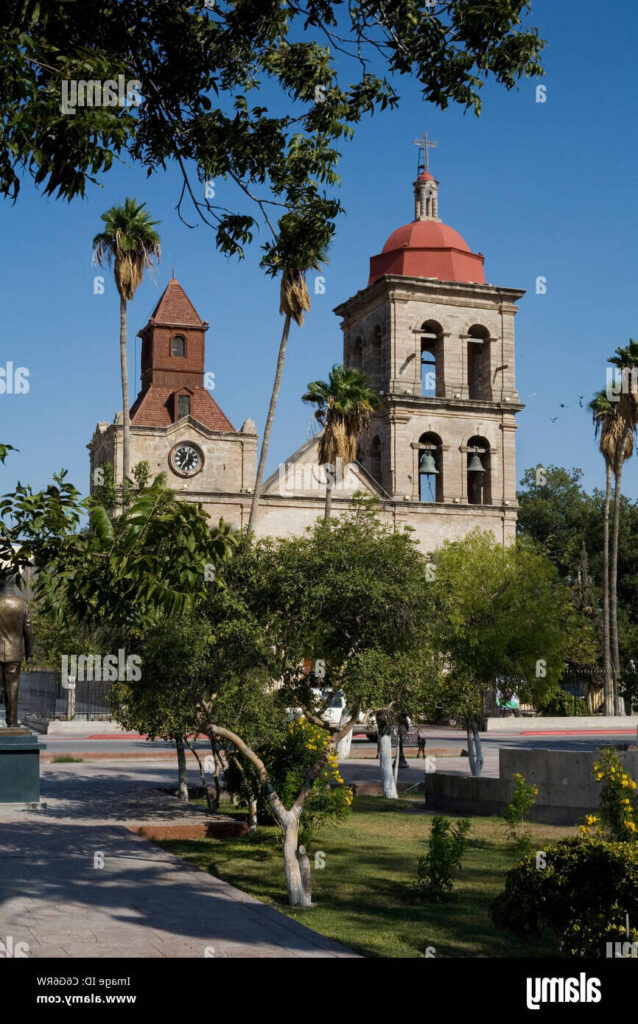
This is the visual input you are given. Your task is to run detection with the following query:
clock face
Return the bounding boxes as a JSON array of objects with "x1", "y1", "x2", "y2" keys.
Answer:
[{"x1": 170, "y1": 442, "x2": 203, "y2": 477}]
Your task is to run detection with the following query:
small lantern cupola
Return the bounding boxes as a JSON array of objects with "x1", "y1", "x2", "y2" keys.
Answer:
[
  {"x1": 412, "y1": 129, "x2": 440, "y2": 222},
  {"x1": 413, "y1": 171, "x2": 440, "y2": 222}
]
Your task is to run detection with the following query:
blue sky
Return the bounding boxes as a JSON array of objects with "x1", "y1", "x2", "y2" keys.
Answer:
[{"x1": 2, "y1": 0, "x2": 638, "y2": 502}]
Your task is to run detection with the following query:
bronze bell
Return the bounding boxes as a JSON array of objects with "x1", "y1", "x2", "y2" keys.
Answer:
[
  {"x1": 419, "y1": 450, "x2": 438, "y2": 475},
  {"x1": 467, "y1": 452, "x2": 485, "y2": 473}
]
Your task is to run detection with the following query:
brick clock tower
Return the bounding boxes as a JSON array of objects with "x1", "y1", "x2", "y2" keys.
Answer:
[
  {"x1": 334, "y1": 153, "x2": 524, "y2": 547},
  {"x1": 88, "y1": 277, "x2": 257, "y2": 506}
]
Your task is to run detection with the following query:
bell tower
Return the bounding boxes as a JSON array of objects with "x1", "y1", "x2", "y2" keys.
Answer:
[{"x1": 334, "y1": 139, "x2": 525, "y2": 545}]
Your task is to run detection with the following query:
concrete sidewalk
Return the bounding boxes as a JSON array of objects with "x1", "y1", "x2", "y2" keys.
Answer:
[{"x1": 0, "y1": 764, "x2": 355, "y2": 958}]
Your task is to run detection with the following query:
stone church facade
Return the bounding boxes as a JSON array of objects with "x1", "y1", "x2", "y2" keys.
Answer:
[{"x1": 88, "y1": 164, "x2": 524, "y2": 552}]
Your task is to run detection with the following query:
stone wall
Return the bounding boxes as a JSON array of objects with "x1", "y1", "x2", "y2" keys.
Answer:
[{"x1": 425, "y1": 746, "x2": 638, "y2": 825}]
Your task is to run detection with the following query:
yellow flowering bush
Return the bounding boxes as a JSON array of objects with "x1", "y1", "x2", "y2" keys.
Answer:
[
  {"x1": 580, "y1": 747, "x2": 638, "y2": 842},
  {"x1": 270, "y1": 717, "x2": 353, "y2": 843}
]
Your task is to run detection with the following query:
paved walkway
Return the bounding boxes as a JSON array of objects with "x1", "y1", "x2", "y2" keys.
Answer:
[{"x1": 0, "y1": 763, "x2": 355, "y2": 958}]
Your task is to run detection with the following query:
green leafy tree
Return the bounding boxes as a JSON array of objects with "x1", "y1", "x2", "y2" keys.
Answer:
[
  {"x1": 92, "y1": 198, "x2": 161, "y2": 485},
  {"x1": 302, "y1": 364, "x2": 380, "y2": 518},
  {"x1": 197, "y1": 501, "x2": 437, "y2": 903},
  {"x1": 518, "y1": 464, "x2": 638, "y2": 714},
  {"x1": 1, "y1": 1, "x2": 545, "y2": 208},
  {"x1": 111, "y1": 613, "x2": 214, "y2": 801},
  {"x1": 425, "y1": 531, "x2": 582, "y2": 776}
]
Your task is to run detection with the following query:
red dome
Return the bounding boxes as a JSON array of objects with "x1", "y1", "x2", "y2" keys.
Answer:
[{"x1": 368, "y1": 218, "x2": 486, "y2": 286}]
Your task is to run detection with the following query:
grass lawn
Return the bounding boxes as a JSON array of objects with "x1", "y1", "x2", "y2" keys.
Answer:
[{"x1": 155, "y1": 796, "x2": 576, "y2": 958}]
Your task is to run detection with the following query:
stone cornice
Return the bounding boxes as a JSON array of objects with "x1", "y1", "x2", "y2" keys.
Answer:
[{"x1": 334, "y1": 275, "x2": 525, "y2": 320}]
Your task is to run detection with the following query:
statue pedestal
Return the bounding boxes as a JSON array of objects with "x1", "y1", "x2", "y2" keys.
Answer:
[{"x1": 0, "y1": 728, "x2": 44, "y2": 806}]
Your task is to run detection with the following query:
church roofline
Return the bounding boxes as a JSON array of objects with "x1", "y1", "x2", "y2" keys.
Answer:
[
  {"x1": 333, "y1": 275, "x2": 526, "y2": 317},
  {"x1": 261, "y1": 434, "x2": 387, "y2": 499}
]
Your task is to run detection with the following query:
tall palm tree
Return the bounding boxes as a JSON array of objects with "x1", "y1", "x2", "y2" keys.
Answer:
[
  {"x1": 589, "y1": 390, "x2": 623, "y2": 715},
  {"x1": 92, "y1": 198, "x2": 161, "y2": 488},
  {"x1": 302, "y1": 365, "x2": 380, "y2": 519},
  {"x1": 247, "y1": 261, "x2": 324, "y2": 532},
  {"x1": 607, "y1": 340, "x2": 638, "y2": 713}
]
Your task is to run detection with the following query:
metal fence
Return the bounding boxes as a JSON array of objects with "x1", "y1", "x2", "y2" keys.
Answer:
[{"x1": 0, "y1": 669, "x2": 113, "y2": 723}]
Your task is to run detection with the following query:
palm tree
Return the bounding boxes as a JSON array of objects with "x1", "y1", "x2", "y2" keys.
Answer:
[
  {"x1": 92, "y1": 198, "x2": 161, "y2": 488},
  {"x1": 247, "y1": 261, "x2": 324, "y2": 532},
  {"x1": 589, "y1": 390, "x2": 623, "y2": 714},
  {"x1": 607, "y1": 340, "x2": 638, "y2": 713},
  {"x1": 302, "y1": 365, "x2": 380, "y2": 519}
]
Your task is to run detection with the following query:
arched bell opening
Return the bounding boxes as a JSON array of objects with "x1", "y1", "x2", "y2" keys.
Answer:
[
  {"x1": 418, "y1": 432, "x2": 443, "y2": 503},
  {"x1": 420, "y1": 320, "x2": 443, "y2": 398},
  {"x1": 467, "y1": 325, "x2": 490, "y2": 401},
  {"x1": 467, "y1": 435, "x2": 491, "y2": 505}
]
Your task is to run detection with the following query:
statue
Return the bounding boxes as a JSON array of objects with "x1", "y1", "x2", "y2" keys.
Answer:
[{"x1": 0, "y1": 579, "x2": 34, "y2": 728}]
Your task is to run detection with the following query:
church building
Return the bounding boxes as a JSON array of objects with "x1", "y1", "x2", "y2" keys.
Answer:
[{"x1": 89, "y1": 152, "x2": 524, "y2": 551}]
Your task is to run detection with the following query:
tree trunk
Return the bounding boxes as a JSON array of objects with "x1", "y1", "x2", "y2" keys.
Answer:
[
  {"x1": 466, "y1": 719, "x2": 484, "y2": 778},
  {"x1": 248, "y1": 797, "x2": 258, "y2": 835},
  {"x1": 378, "y1": 725, "x2": 398, "y2": 799},
  {"x1": 611, "y1": 457, "x2": 625, "y2": 716},
  {"x1": 297, "y1": 845, "x2": 312, "y2": 904},
  {"x1": 209, "y1": 737, "x2": 221, "y2": 811},
  {"x1": 248, "y1": 313, "x2": 292, "y2": 532},
  {"x1": 393, "y1": 727, "x2": 400, "y2": 786},
  {"x1": 283, "y1": 819, "x2": 311, "y2": 907},
  {"x1": 324, "y1": 478, "x2": 333, "y2": 520},
  {"x1": 175, "y1": 736, "x2": 188, "y2": 801},
  {"x1": 602, "y1": 463, "x2": 614, "y2": 715},
  {"x1": 119, "y1": 295, "x2": 131, "y2": 487},
  {"x1": 185, "y1": 735, "x2": 212, "y2": 810},
  {"x1": 398, "y1": 728, "x2": 408, "y2": 768}
]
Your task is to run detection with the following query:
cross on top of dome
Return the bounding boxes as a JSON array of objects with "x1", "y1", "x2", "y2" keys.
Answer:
[{"x1": 413, "y1": 129, "x2": 438, "y2": 175}]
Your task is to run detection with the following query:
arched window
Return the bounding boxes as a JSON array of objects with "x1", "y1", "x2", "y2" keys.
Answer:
[
  {"x1": 418, "y1": 432, "x2": 442, "y2": 503},
  {"x1": 171, "y1": 335, "x2": 186, "y2": 357},
  {"x1": 467, "y1": 325, "x2": 489, "y2": 400},
  {"x1": 370, "y1": 435, "x2": 381, "y2": 484},
  {"x1": 420, "y1": 321, "x2": 443, "y2": 397},
  {"x1": 365, "y1": 325, "x2": 383, "y2": 385},
  {"x1": 467, "y1": 435, "x2": 491, "y2": 505},
  {"x1": 351, "y1": 336, "x2": 364, "y2": 373}
]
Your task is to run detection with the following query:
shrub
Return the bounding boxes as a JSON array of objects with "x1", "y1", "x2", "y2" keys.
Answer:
[
  {"x1": 580, "y1": 746, "x2": 638, "y2": 842},
  {"x1": 503, "y1": 772, "x2": 538, "y2": 850},
  {"x1": 490, "y1": 836, "x2": 638, "y2": 956},
  {"x1": 412, "y1": 815, "x2": 471, "y2": 902},
  {"x1": 535, "y1": 688, "x2": 587, "y2": 717}
]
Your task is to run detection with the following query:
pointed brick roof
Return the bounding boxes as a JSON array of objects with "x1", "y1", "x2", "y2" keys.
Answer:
[{"x1": 149, "y1": 277, "x2": 206, "y2": 326}]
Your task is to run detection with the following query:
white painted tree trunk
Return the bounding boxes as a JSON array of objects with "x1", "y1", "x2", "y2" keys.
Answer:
[
  {"x1": 283, "y1": 819, "x2": 312, "y2": 906},
  {"x1": 466, "y1": 721, "x2": 484, "y2": 778},
  {"x1": 336, "y1": 728, "x2": 352, "y2": 759},
  {"x1": 378, "y1": 729, "x2": 398, "y2": 798},
  {"x1": 175, "y1": 736, "x2": 189, "y2": 801},
  {"x1": 248, "y1": 798, "x2": 258, "y2": 835}
]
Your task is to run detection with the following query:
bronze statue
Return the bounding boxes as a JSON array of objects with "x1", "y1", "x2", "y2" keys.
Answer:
[{"x1": 0, "y1": 580, "x2": 33, "y2": 728}]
